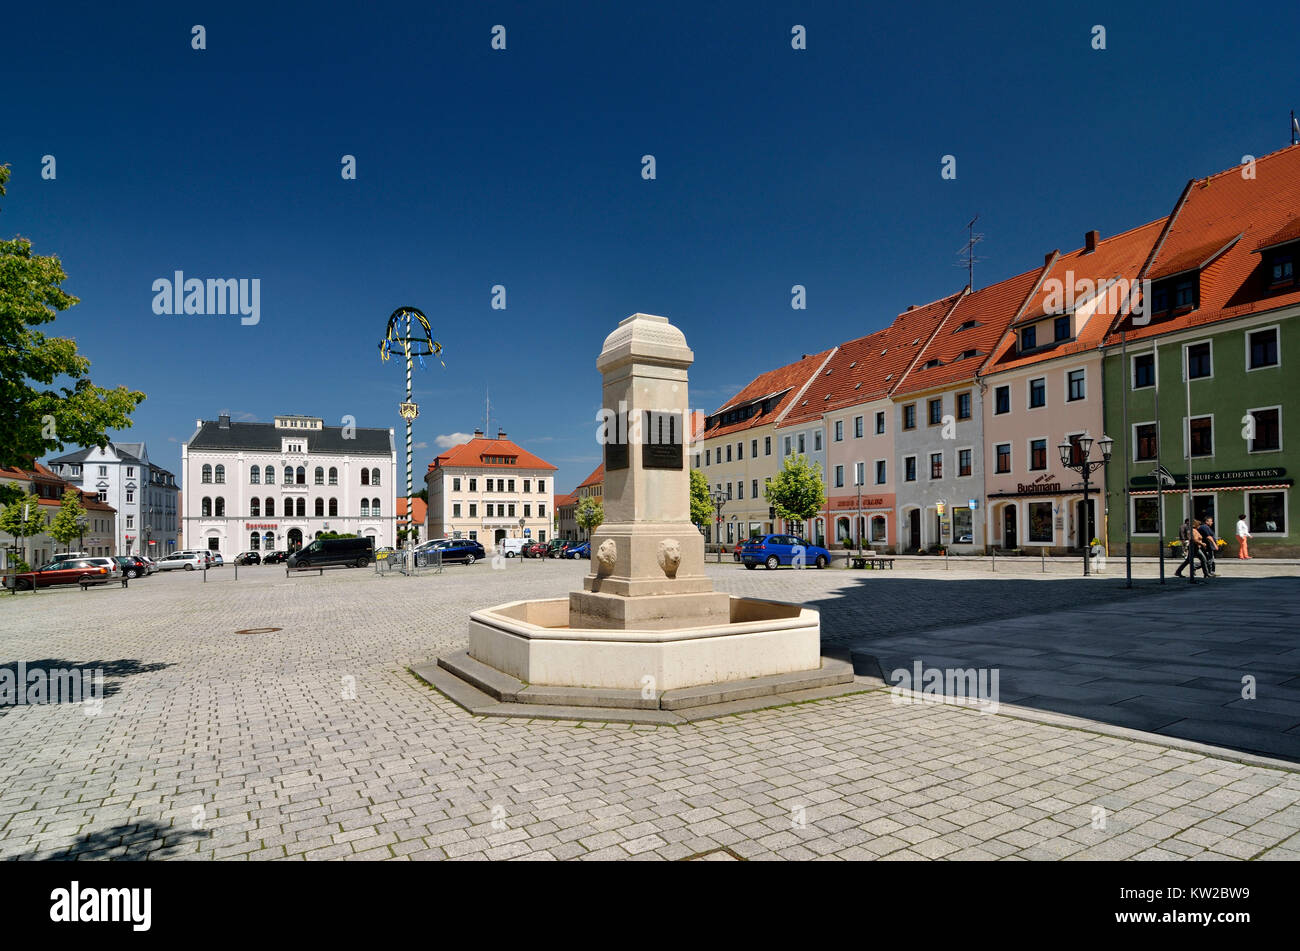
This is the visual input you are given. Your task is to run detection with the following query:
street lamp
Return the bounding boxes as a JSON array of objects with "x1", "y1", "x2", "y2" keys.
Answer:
[
  {"x1": 76, "y1": 515, "x2": 87, "y2": 553},
  {"x1": 709, "y1": 488, "x2": 726, "y2": 562},
  {"x1": 1058, "y1": 433, "x2": 1114, "y2": 576}
]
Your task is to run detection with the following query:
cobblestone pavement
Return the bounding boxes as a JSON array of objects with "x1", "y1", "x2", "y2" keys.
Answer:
[{"x1": 1, "y1": 559, "x2": 1298, "y2": 861}]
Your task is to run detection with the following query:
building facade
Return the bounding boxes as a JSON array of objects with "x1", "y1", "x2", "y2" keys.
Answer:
[
  {"x1": 48, "y1": 442, "x2": 179, "y2": 556},
  {"x1": 425, "y1": 429, "x2": 556, "y2": 552},
  {"x1": 0, "y1": 463, "x2": 118, "y2": 565},
  {"x1": 182, "y1": 413, "x2": 397, "y2": 556}
]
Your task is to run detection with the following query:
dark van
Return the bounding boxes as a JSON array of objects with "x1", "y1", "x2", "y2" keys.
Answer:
[{"x1": 287, "y1": 536, "x2": 375, "y2": 570}]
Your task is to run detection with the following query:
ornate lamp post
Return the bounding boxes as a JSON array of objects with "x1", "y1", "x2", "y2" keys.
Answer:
[
  {"x1": 76, "y1": 515, "x2": 87, "y2": 553},
  {"x1": 1058, "y1": 434, "x2": 1114, "y2": 576},
  {"x1": 380, "y1": 307, "x2": 442, "y2": 552},
  {"x1": 709, "y1": 488, "x2": 727, "y2": 563}
]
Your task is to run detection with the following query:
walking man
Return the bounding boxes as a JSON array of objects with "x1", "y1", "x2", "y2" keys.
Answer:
[
  {"x1": 1175, "y1": 518, "x2": 1209, "y2": 580},
  {"x1": 1236, "y1": 513, "x2": 1251, "y2": 559},
  {"x1": 1200, "y1": 515, "x2": 1218, "y2": 576}
]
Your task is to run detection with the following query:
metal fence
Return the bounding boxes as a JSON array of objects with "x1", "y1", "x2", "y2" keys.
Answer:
[{"x1": 375, "y1": 547, "x2": 442, "y2": 577}]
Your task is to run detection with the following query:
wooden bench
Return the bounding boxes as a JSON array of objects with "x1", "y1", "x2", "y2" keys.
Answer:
[{"x1": 850, "y1": 553, "x2": 895, "y2": 570}]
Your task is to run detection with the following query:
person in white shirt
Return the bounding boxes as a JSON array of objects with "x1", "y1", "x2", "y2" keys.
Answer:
[{"x1": 1236, "y1": 514, "x2": 1251, "y2": 559}]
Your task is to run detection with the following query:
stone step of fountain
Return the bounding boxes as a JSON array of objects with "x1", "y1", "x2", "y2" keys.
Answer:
[{"x1": 658, "y1": 658, "x2": 855, "y2": 710}]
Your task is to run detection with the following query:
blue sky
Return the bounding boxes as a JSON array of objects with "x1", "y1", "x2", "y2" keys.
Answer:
[{"x1": 6, "y1": 0, "x2": 1299, "y2": 493}]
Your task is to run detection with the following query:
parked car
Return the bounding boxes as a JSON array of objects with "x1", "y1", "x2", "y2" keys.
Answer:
[
  {"x1": 287, "y1": 536, "x2": 375, "y2": 571},
  {"x1": 2, "y1": 557, "x2": 120, "y2": 590},
  {"x1": 139, "y1": 556, "x2": 158, "y2": 574},
  {"x1": 498, "y1": 537, "x2": 531, "y2": 558},
  {"x1": 51, "y1": 551, "x2": 91, "y2": 562},
  {"x1": 564, "y1": 541, "x2": 591, "y2": 559},
  {"x1": 234, "y1": 551, "x2": 261, "y2": 565},
  {"x1": 739, "y1": 534, "x2": 831, "y2": 570},
  {"x1": 261, "y1": 550, "x2": 289, "y2": 564},
  {"x1": 113, "y1": 555, "x2": 151, "y2": 579},
  {"x1": 957, "y1": 533, "x2": 973, "y2": 544},
  {"x1": 733, "y1": 542, "x2": 745, "y2": 562},
  {"x1": 521, "y1": 541, "x2": 548, "y2": 558},
  {"x1": 208, "y1": 552, "x2": 224, "y2": 567},
  {"x1": 547, "y1": 539, "x2": 575, "y2": 558},
  {"x1": 156, "y1": 552, "x2": 205, "y2": 571},
  {"x1": 429, "y1": 538, "x2": 485, "y2": 565}
]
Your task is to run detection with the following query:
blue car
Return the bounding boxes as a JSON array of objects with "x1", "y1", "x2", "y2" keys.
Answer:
[
  {"x1": 565, "y1": 541, "x2": 590, "y2": 559},
  {"x1": 417, "y1": 539, "x2": 485, "y2": 566},
  {"x1": 739, "y1": 534, "x2": 831, "y2": 570}
]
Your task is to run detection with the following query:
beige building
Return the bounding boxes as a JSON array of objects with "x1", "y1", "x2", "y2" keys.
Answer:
[
  {"x1": 425, "y1": 429, "x2": 557, "y2": 552},
  {"x1": 1, "y1": 462, "x2": 118, "y2": 565}
]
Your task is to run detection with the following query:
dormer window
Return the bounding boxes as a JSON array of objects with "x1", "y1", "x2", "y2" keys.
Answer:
[
  {"x1": 923, "y1": 359, "x2": 941, "y2": 369},
  {"x1": 1151, "y1": 274, "x2": 1198, "y2": 314},
  {"x1": 1269, "y1": 248, "x2": 1294, "y2": 287},
  {"x1": 958, "y1": 349, "x2": 979, "y2": 360},
  {"x1": 1054, "y1": 315, "x2": 1070, "y2": 341},
  {"x1": 955, "y1": 319, "x2": 979, "y2": 332},
  {"x1": 1020, "y1": 326, "x2": 1037, "y2": 351}
]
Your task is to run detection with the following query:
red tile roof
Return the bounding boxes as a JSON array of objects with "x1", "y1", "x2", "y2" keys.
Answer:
[
  {"x1": 577, "y1": 464, "x2": 604, "y2": 489},
  {"x1": 892, "y1": 270, "x2": 1043, "y2": 397},
  {"x1": 778, "y1": 326, "x2": 895, "y2": 423},
  {"x1": 554, "y1": 492, "x2": 578, "y2": 509},
  {"x1": 985, "y1": 218, "x2": 1166, "y2": 375},
  {"x1": 1109, "y1": 144, "x2": 1300, "y2": 344},
  {"x1": 704, "y1": 349, "x2": 835, "y2": 438},
  {"x1": 395, "y1": 497, "x2": 427, "y2": 524},
  {"x1": 429, "y1": 435, "x2": 557, "y2": 471}
]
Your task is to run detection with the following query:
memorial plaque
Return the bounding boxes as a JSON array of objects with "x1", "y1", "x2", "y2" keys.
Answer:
[
  {"x1": 642, "y1": 410, "x2": 683, "y2": 470},
  {"x1": 604, "y1": 408, "x2": 629, "y2": 471}
]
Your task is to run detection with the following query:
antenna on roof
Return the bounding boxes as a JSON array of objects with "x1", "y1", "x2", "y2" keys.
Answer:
[
  {"x1": 956, "y1": 214, "x2": 985, "y2": 290},
  {"x1": 484, "y1": 387, "x2": 492, "y2": 436},
  {"x1": 1292, "y1": 110, "x2": 1299, "y2": 146}
]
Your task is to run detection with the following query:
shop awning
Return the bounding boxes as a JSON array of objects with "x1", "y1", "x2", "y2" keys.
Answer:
[{"x1": 1129, "y1": 482, "x2": 1292, "y2": 496}]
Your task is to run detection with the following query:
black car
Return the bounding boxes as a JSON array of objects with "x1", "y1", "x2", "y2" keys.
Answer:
[
  {"x1": 288, "y1": 536, "x2": 375, "y2": 570},
  {"x1": 234, "y1": 551, "x2": 261, "y2": 565},
  {"x1": 113, "y1": 555, "x2": 151, "y2": 579},
  {"x1": 431, "y1": 539, "x2": 485, "y2": 565},
  {"x1": 261, "y1": 550, "x2": 288, "y2": 564}
]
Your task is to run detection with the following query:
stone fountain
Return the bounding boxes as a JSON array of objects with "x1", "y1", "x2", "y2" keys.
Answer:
[{"x1": 414, "y1": 313, "x2": 860, "y2": 723}]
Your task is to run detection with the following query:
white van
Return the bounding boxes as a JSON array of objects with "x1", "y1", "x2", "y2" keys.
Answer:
[{"x1": 498, "y1": 537, "x2": 529, "y2": 557}]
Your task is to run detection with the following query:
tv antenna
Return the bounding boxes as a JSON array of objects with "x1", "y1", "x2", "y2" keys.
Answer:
[{"x1": 956, "y1": 214, "x2": 986, "y2": 290}]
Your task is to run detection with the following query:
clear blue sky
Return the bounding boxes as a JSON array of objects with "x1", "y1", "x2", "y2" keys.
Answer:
[{"x1": 6, "y1": 0, "x2": 1298, "y2": 493}]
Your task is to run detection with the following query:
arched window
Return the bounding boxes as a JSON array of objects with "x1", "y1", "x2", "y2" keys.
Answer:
[
  {"x1": 371, "y1": 468, "x2": 381, "y2": 486},
  {"x1": 250, "y1": 498, "x2": 260, "y2": 517},
  {"x1": 314, "y1": 498, "x2": 324, "y2": 517},
  {"x1": 314, "y1": 530, "x2": 323, "y2": 540},
  {"x1": 296, "y1": 466, "x2": 305, "y2": 485},
  {"x1": 360, "y1": 499, "x2": 370, "y2": 517},
  {"x1": 265, "y1": 466, "x2": 275, "y2": 484},
  {"x1": 836, "y1": 517, "x2": 851, "y2": 545},
  {"x1": 214, "y1": 464, "x2": 225, "y2": 484},
  {"x1": 250, "y1": 531, "x2": 260, "y2": 551},
  {"x1": 314, "y1": 467, "x2": 324, "y2": 486},
  {"x1": 371, "y1": 498, "x2": 380, "y2": 515},
  {"x1": 295, "y1": 498, "x2": 305, "y2": 517},
  {"x1": 215, "y1": 497, "x2": 225, "y2": 517},
  {"x1": 264, "y1": 530, "x2": 275, "y2": 550},
  {"x1": 265, "y1": 497, "x2": 276, "y2": 517},
  {"x1": 201, "y1": 464, "x2": 212, "y2": 484},
  {"x1": 361, "y1": 469, "x2": 370, "y2": 486},
  {"x1": 284, "y1": 465, "x2": 293, "y2": 484},
  {"x1": 250, "y1": 466, "x2": 261, "y2": 485},
  {"x1": 201, "y1": 497, "x2": 212, "y2": 517},
  {"x1": 328, "y1": 467, "x2": 338, "y2": 486},
  {"x1": 328, "y1": 498, "x2": 338, "y2": 517},
  {"x1": 871, "y1": 516, "x2": 887, "y2": 543}
]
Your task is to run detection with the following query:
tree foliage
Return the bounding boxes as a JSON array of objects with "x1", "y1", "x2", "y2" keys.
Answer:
[
  {"x1": 764, "y1": 453, "x2": 826, "y2": 523},
  {"x1": 689, "y1": 468, "x2": 712, "y2": 527},
  {"x1": 48, "y1": 488, "x2": 87, "y2": 546},
  {"x1": 0, "y1": 164, "x2": 145, "y2": 467},
  {"x1": 575, "y1": 497, "x2": 604, "y2": 533},
  {"x1": 0, "y1": 490, "x2": 44, "y2": 550}
]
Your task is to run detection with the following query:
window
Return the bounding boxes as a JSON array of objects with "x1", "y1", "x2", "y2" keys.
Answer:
[
  {"x1": 453, "y1": 503, "x2": 461, "y2": 518},
  {"x1": 1248, "y1": 327, "x2": 1279, "y2": 369},
  {"x1": 470, "y1": 478, "x2": 478, "y2": 491},
  {"x1": 1188, "y1": 416, "x2": 1213, "y2": 457},
  {"x1": 783, "y1": 436, "x2": 791, "y2": 456},
  {"x1": 538, "y1": 504, "x2": 546, "y2": 517},
  {"x1": 1248, "y1": 407, "x2": 1281, "y2": 452},
  {"x1": 201, "y1": 497, "x2": 211, "y2": 517},
  {"x1": 360, "y1": 500, "x2": 370, "y2": 517},
  {"x1": 250, "y1": 498, "x2": 260, "y2": 517},
  {"x1": 1133, "y1": 498, "x2": 1160, "y2": 534},
  {"x1": 705, "y1": 449, "x2": 711, "y2": 466},
  {"x1": 929, "y1": 453, "x2": 943, "y2": 480},
  {"x1": 486, "y1": 478, "x2": 494, "y2": 492},
  {"x1": 1269, "y1": 250, "x2": 1294, "y2": 286},
  {"x1": 834, "y1": 420, "x2": 844, "y2": 442},
  {"x1": 1029, "y1": 378, "x2": 1046, "y2": 408},
  {"x1": 314, "y1": 498, "x2": 324, "y2": 517},
  {"x1": 265, "y1": 498, "x2": 275, "y2": 517},
  {"x1": 361, "y1": 468, "x2": 370, "y2": 486},
  {"x1": 98, "y1": 465, "x2": 107, "y2": 477},
  {"x1": 201, "y1": 464, "x2": 212, "y2": 484},
  {"x1": 282, "y1": 465, "x2": 292, "y2": 484},
  {"x1": 97, "y1": 489, "x2": 107, "y2": 502},
  {"x1": 1029, "y1": 439, "x2": 1047, "y2": 471},
  {"x1": 1247, "y1": 491, "x2": 1286, "y2": 534},
  {"x1": 725, "y1": 445, "x2": 732, "y2": 463},
  {"x1": 1067, "y1": 369, "x2": 1086, "y2": 402},
  {"x1": 508, "y1": 479, "x2": 515, "y2": 492},
  {"x1": 1028, "y1": 501, "x2": 1053, "y2": 543},
  {"x1": 956, "y1": 392, "x2": 971, "y2": 420},
  {"x1": 871, "y1": 516, "x2": 887, "y2": 542},
  {"x1": 928, "y1": 399, "x2": 943, "y2": 425},
  {"x1": 994, "y1": 386, "x2": 1010, "y2": 415},
  {"x1": 751, "y1": 439, "x2": 758, "y2": 457},
  {"x1": 125, "y1": 490, "x2": 134, "y2": 503},
  {"x1": 834, "y1": 465, "x2": 844, "y2": 488},
  {"x1": 725, "y1": 484, "x2": 732, "y2": 500},
  {"x1": 296, "y1": 498, "x2": 306, "y2": 517},
  {"x1": 1186, "y1": 341, "x2": 1212, "y2": 379},
  {"x1": 874, "y1": 412, "x2": 885, "y2": 435},
  {"x1": 485, "y1": 503, "x2": 494, "y2": 517},
  {"x1": 246, "y1": 465, "x2": 259, "y2": 486},
  {"x1": 958, "y1": 449, "x2": 972, "y2": 477},
  {"x1": 125, "y1": 515, "x2": 133, "y2": 528},
  {"x1": 874, "y1": 460, "x2": 886, "y2": 484},
  {"x1": 903, "y1": 404, "x2": 916, "y2": 430},
  {"x1": 1132, "y1": 353, "x2": 1155, "y2": 389},
  {"x1": 524, "y1": 479, "x2": 531, "y2": 493},
  {"x1": 736, "y1": 481, "x2": 745, "y2": 500},
  {"x1": 1021, "y1": 326, "x2": 1037, "y2": 351},
  {"x1": 1135, "y1": 423, "x2": 1158, "y2": 462},
  {"x1": 453, "y1": 478, "x2": 461, "y2": 491},
  {"x1": 814, "y1": 430, "x2": 823, "y2": 452},
  {"x1": 736, "y1": 442, "x2": 744, "y2": 460},
  {"x1": 765, "y1": 436, "x2": 772, "y2": 455},
  {"x1": 469, "y1": 531, "x2": 478, "y2": 541},
  {"x1": 995, "y1": 443, "x2": 1011, "y2": 474},
  {"x1": 904, "y1": 456, "x2": 917, "y2": 482},
  {"x1": 752, "y1": 479, "x2": 759, "y2": 498},
  {"x1": 295, "y1": 466, "x2": 305, "y2": 485},
  {"x1": 265, "y1": 466, "x2": 275, "y2": 484},
  {"x1": 313, "y1": 466, "x2": 324, "y2": 485},
  {"x1": 469, "y1": 503, "x2": 477, "y2": 517},
  {"x1": 1054, "y1": 315, "x2": 1070, "y2": 341},
  {"x1": 507, "y1": 503, "x2": 515, "y2": 517},
  {"x1": 798, "y1": 434, "x2": 806, "y2": 454},
  {"x1": 214, "y1": 464, "x2": 225, "y2": 484},
  {"x1": 250, "y1": 531, "x2": 261, "y2": 551}
]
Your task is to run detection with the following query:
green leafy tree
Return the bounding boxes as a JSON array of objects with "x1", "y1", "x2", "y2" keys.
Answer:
[
  {"x1": 0, "y1": 490, "x2": 45, "y2": 563},
  {"x1": 0, "y1": 164, "x2": 145, "y2": 468},
  {"x1": 689, "y1": 468, "x2": 712, "y2": 528},
  {"x1": 48, "y1": 487, "x2": 87, "y2": 546},
  {"x1": 764, "y1": 453, "x2": 826, "y2": 528},
  {"x1": 575, "y1": 497, "x2": 604, "y2": 536}
]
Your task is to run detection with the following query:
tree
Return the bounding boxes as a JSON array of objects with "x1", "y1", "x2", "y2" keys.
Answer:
[
  {"x1": 48, "y1": 488, "x2": 87, "y2": 547},
  {"x1": 575, "y1": 497, "x2": 604, "y2": 536},
  {"x1": 0, "y1": 490, "x2": 45, "y2": 563},
  {"x1": 764, "y1": 453, "x2": 826, "y2": 529},
  {"x1": 0, "y1": 164, "x2": 145, "y2": 468},
  {"x1": 689, "y1": 468, "x2": 712, "y2": 528}
]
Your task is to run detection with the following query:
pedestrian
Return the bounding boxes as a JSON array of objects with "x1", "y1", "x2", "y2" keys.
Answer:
[
  {"x1": 1199, "y1": 515, "x2": 1218, "y2": 576},
  {"x1": 1174, "y1": 518, "x2": 1209, "y2": 580},
  {"x1": 1236, "y1": 513, "x2": 1251, "y2": 559}
]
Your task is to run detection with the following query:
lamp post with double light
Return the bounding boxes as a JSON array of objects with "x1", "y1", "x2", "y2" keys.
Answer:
[
  {"x1": 709, "y1": 488, "x2": 726, "y2": 563},
  {"x1": 1058, "y1": 434, "x2": 1114, "y2": 577}
]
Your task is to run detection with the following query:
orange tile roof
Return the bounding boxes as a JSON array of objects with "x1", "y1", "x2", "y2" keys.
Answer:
[
  {"x1": 395, "y1": 497, "x2": 427, "y2": 524},
  {"x1": 554, "y1": 492, "x2": 578, "y2": 508},
  {"x1": 703, "y1": 349, "x2": 835, "y2": 438},
  {"x1": 778, "y1": 326, "x2": 895, "y2": 424},
  {"x1": 892, "y1": 271, "x2": 1043, "y2": 397},
  {"x1": 985, "y1": 218, "x2": 1166, "y2": 375},
  {"x1": 577, "y1": 464, "x2": 604, "y2": 489},
  {"x1": 1109, "y1": 144, "x2": 1300, "y2": 344},
  {"x1": 429, "y1": 435, "x2": 557, "y2": 471}
]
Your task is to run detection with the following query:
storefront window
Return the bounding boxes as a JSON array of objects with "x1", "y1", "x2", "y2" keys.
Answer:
[
  {"x1": 1028, "y1": 501, "x2": 1053, "y2": 543},
  {"x1": 871, "y1": 516, "x2": 887, "y2": 542},
  {"x1": 1248, "y1": 492, "x2": 1286, "y2": 534},
  {"x1": 1133, "y1": 498, "x2": 1160, "y2": 534},
  {"x1": 952, "y1": 507, "x2": 972, "y2": 540}
]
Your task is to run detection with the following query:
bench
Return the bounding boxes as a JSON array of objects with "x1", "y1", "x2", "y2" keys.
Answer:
[{"x1": 850, "y1": 553, "x2": 895, "y2": 570}]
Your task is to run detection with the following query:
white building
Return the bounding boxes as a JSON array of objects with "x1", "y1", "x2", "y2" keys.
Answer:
[
  {"x1": 48, "y1": 442, "x2": 179, "y2": 557},
  {"x1": 182, "y1": 413, "x2": 397, "y2": 556},
  {"x1": 425, "y1": 429, "x2": 556, "y2": 552}
]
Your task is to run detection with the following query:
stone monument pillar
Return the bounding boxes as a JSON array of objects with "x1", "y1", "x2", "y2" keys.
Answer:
[{"x1": 569, "y1": 314, "x2": 731, "y2": 630}]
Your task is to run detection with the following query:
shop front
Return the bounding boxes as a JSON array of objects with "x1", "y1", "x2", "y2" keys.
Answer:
[
  {"x1": 1121, "y1": 467, "x2": 1293, "y2": 557},
  {"x1": 986, "y1": 471, "x2": 1101, "y2": 554},
  {"x1": 826, "y1": 493, "x2": 896, "y2": 553}
]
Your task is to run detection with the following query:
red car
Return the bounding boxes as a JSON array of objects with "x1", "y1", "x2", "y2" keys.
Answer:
[
  {"x1": 3, "y1": 557, "x2": 119, "y2": 590},
  {"x1": 521, "y1": 541, "x2": 547, "y2": 558}
]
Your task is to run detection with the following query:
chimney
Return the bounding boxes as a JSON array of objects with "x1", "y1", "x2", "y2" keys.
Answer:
[
  {"x1": 1084, "y1": 230, "x2": 1099, "y2": 253},
  {"x1": 473, "y1": 428, "x2": 484, "y2": 438},
  {"x1": 218, "y1": 413, "x2": 231, "y2": 429},
  {"x1": 496, "y1": 428, "x2": 507, "y2": 440},
  {"x1": 1045, "y1": 251, "x2": 1055, "y2": 266}
]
